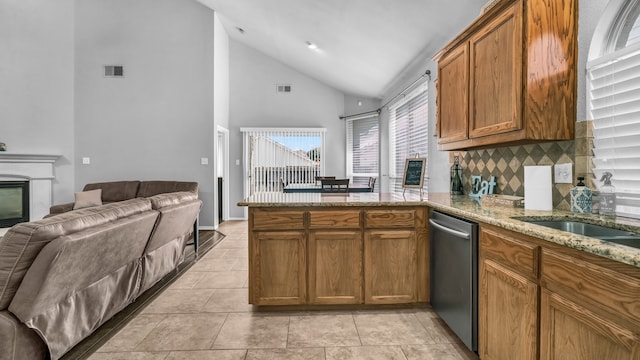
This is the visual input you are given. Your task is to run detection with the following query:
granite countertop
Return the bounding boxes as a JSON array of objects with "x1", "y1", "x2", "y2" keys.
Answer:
[{"x1": 239, "y1": 191, "x2": 640, "y2": 268}]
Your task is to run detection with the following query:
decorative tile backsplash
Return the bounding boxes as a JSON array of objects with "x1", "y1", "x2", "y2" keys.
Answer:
[{"x1": 450, "y1": 122, "x2": 593, "y2": 211}]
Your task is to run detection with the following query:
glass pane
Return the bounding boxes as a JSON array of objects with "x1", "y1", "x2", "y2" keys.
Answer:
[
  {"x1": 245, "y1": 129, "x2": 324, "y2": 194},
  {"x1": 0, "y1": 187, "x2": 23, "y2": 220},
  {"x1": 617, "y1": 0, "x2": 640, "y2": 50}
]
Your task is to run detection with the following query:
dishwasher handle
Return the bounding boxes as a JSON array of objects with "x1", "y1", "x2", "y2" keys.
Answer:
[{"x1": 429, "y1": 218, "x2": 471, "y2": 239}]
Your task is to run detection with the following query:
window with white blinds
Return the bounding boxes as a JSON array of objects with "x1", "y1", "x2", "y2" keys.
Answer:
[
  {"x1": 389, "y1": 82, "x2": 429, "y2": 193},
  {"x1": 346, "y1": 114, "x2": 379, "y2": 191},
  {"x1": 588, "y1": 41, "x2": 640, "y2": 219},
  {"x1": 241, "y1": 128, "x2": 326, "y2": 195}
]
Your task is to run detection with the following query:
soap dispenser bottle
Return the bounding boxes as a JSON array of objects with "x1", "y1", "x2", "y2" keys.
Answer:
[
  {"x1": 599, "y1": 172, "x2": 616, "y2": 216},
  {"x1": 570, "y1": 176, "x2": 592, "y2": 213}
]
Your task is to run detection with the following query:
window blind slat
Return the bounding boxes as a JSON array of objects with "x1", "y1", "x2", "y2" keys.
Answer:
[
  {"x1": 347, "y1": 115, "x2": 379, "y2": 190},
  {"x1": 589, "y1": 39, "x2": 640, "y2": 218},
  {"x1": 389, "y1": 85, "x2": 429, "y2": 193},
  {"x1": 591, "y1": 88, "x2": 640, "y2": 110}
]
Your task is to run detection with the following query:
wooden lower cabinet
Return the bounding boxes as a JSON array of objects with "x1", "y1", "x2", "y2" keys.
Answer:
[
  {"x1": 308, "y1": 230, "x2": 362, "y2": 304},
  {"x1": 540, "y1": 289, "x2": 640, "y2": 359},
  {"x1": 479, "y1": 226, "x2": 539, "y2": 360},
  {"x1": 251, "y1": 231, "x2": 306, "y2": 305},
  {"x1": 249, "y1": 207, "x2": 429, "y2": 305},
  {"x1": 540, "y1": 248, "x2": 640, "y2": 359},
  {"x1": 479, "y1": 259, "x2": 538, "y2": 360},
  {"x1": 364, "y1": 230, "x2": 416, "y2": 304},
  {"x1": 248, "y1": 207, "x2": 426, "y2": 306},
  {"x1": 480, "y1": 224, "x2": 640, "y2": 359}
]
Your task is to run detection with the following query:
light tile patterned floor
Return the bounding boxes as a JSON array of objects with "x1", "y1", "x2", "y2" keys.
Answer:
[{"x1": 90, "y1": 220, "x2": 478, "y2": 360}]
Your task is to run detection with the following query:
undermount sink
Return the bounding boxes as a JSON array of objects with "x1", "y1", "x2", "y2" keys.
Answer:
[{"x1": 524, "y1": 220, "x2": 640, "y2": 249}]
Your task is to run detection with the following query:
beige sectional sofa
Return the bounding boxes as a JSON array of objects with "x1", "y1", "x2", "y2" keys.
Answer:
[{"x1": 0, "y1": 181, "x2": 202, "y2": 360}]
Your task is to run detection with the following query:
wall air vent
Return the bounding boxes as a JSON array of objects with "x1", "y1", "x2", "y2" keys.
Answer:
[
  {"x1": 276, "y1": 84, "x2": 292, "y2": 93},
  {"x1": 104, "y1": 65, "x2": 124, "y2": 78}
]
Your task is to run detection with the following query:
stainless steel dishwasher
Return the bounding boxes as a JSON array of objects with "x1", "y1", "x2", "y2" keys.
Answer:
[{"x1": 429, "y1": 210, "x2": 478, "y2": 352}]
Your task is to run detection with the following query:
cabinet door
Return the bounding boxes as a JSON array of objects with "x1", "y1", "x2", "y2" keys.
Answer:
[
  {"x1": 438, "y1": 43, "x2": 469, "y2": 144},
  {"x1": 309, "y1": 230, "x2": 362, "y2": 304},
  {"x1": 251, "y1": 231, "x2": 306, "y2": 305},
  {"x1": 469, "y1": 1, "x2": 523, "y2": 139},
  {"x1": 479, "y1": 259, "x2": 538, "y2": 360},
  {"x1": 540, "y1": 289, "x2": 640, "y2": 359},
  {"x1": 364, "y1": 230, "x2": 416, "y2": 304}
]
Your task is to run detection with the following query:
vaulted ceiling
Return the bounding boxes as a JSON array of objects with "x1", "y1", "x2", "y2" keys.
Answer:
[{"x1": 197, "y1": 0, "x2": 485, "y2": 99}]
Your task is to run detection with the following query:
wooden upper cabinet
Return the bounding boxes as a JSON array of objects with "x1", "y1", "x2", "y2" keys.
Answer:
[
  {"x1": 469, "y1": 1, "x2": 522, "y2": 139},
  {"x1": 434, "y1": 0, "x2": 576, "y2": 150},
  {"x1": 438, "y1": 43, "x2": 469, "y2": 144}
]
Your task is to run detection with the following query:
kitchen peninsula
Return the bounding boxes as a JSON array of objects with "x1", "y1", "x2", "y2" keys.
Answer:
[
  {"x1": 239, "y1": 192, "x2": 430, "y2": 306},
  {"x1": 239, "y1": 191, "x2": 640, "y2": 358}
]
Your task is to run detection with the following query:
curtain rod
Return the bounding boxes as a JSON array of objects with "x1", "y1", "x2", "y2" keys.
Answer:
[
  {"x1": 339, "y1": 69, "x2": 431, "y2": 120},
  {"x1": 338, "y1": 109, "x2": 381, "y2": 121},
  {"x1": 380, "y1": 69, "x2": 431, "y2": 110}
]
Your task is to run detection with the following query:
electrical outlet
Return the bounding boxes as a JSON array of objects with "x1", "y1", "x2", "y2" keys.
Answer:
[
  {"x1": 82, "y1": 157, "x2": 91, "y2": 165},
  {"x1": 554, "y1": 163, "x2": 572, "y2": 183},
  {"x1": 200, "y1": 157, "x2": 209, "y2": 165}
]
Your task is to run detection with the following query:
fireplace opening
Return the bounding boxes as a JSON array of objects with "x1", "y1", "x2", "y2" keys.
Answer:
[{"x1": 0, "y1": 181, "x2": 29, "y2": 228}]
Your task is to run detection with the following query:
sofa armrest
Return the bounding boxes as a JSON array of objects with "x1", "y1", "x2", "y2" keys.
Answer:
[{"x1": 48, "y1": 202, "x2": 74, "y2": 215}]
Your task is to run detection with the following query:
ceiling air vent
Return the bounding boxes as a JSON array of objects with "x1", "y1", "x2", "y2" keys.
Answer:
[
  {"x1": 276, "y1": 84, "x2": 291, "y2": 93},
  {"x1": 104, "y1": 65, "x2": 124, "y2": 78}
]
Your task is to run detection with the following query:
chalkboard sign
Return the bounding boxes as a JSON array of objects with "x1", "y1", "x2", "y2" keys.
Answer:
[{"x1": 402, "y1": 158, "x2": 426, "y2": 189}]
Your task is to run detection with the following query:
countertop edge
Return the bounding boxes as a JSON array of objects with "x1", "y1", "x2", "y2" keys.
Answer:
[{"x1": 238, "y1": 192, "x2": 640, "y2": 268}]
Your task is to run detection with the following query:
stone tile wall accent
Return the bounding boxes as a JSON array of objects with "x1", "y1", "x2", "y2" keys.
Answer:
[
  {"x1": 449, "y1": 122, "x2": 593, "y2": 210},
  {"x1": 574, "y1": 120, "x2": 595, "y2": 187}
]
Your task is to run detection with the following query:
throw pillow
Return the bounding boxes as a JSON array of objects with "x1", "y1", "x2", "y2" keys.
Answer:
[{"x1": 73, "y1": 189, "x2": 103, "y2": 210}]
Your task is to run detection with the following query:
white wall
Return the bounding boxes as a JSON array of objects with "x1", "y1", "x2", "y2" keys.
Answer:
[
  {"x1": 229, "y1": 40, "x2": 346, "y2": 218},
  {"x1": 74, "y1": 0, "x2": 217, "y2": 226},
  {"x1": 0, "y1": 0, "x2": 75, "y2": 204},
  {"x1": 214, "y1": 13, "x2": 230, "y2": 130},
  {"x1": 213, "y1": 12, "x2": 230, "y2": 227}
]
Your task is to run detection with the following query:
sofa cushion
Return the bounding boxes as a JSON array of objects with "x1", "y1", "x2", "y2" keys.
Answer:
[
  {"x1": 83, "y1": 181, "x2": 140, "y2": 202},
  {"x1": 73, "y1": 189, "x2": 102, "y2": 210},
  {"x1": 0, "y1": 198, "x2": 152, "y2": 309},
  {"x1": 148, "y1": 191, "x2": 199, "y2": 209},
  {"x1": 137, "y1": 181, "x2": 198, "y2": 198}
]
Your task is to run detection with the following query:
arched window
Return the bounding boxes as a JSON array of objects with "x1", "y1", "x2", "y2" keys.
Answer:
[
  {"x1": 588, "y1": 0, "x2": 640, "y2": 219},
  {"x1": 612, "y1": 0, "x2": 640, "y2": 51}
]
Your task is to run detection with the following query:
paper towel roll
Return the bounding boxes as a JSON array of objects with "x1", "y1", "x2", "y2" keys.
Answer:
[{"x1": 524, "y1": 165, "x2": 552, "y2": 210}]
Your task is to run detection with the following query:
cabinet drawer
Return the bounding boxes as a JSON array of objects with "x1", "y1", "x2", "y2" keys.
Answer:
[
  {"x1": 252, "y1": 209, "x2": 304, "y2": 230},
  {"x1": 542, "y1": 249, "x2": 640, "y2": 322},
  {"x1": 309, "y1": 210, "x2": 360, "y2": 229},
  {"x1": 365, "y1": 210, "x2": 416, "y2": 228},
  {"x1": 480, "y1": 227, "x2": 538, "y2": 279}
]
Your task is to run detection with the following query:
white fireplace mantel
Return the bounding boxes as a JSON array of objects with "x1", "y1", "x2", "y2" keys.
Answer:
[
  {"x1": 0, "y1": 152, "x2": 61, "y2": 221},
  {"x1": 0, "y1": 153, "x2": 60, "y2": 163}
]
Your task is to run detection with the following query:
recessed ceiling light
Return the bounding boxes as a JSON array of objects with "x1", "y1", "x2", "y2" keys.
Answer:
[{"x1": 306, "y1": 41, "x2": 318, "y2": 50}]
